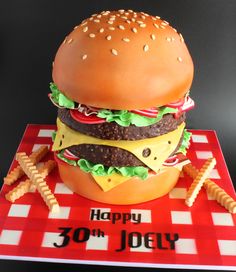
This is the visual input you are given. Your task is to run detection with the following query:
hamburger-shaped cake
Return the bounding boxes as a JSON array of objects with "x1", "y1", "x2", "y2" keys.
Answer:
[{"x1": 50, "y1": 10, "x2": 194, "y2": 205}]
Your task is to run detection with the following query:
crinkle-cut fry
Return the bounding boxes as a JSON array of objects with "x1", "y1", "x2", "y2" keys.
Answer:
[
  {"x1": 4, "y1": 145, "x2": 49, "y2": 185},
  {"x1": 38, "y1": 160, "x2": 57, "y2": 178},
  {"x1": 205, "y1": 180, "x2": 236, "y2": 214},
  {"x1": 16, "y1": 153, "x2": 59, "y2": 213},
  {"x1": 183, "y1": 163, "x2": 236, "y2": 213},
  {"x1": 5, "y1": 180, "x2": 31, "y2": 203},
  {"x1": 185, "y1": 158, "x2": 216, "y2": 207},
  {"x1": 5, "y1": 160, "x2": 56, "y2": 203},
  {"x1": 4, "y1": 165, "x2": 25, "y2": 185},
  {"x1": 183, "y1": 163, "x2": 198, "y2": 180},
  {"x1": 29, "y1": 145, "x2": 49, "y2": 164}
]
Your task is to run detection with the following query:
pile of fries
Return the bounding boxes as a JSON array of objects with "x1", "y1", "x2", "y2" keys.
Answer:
[{"x1": 4, "y1": 146, "x2": 59, "y2": 213}]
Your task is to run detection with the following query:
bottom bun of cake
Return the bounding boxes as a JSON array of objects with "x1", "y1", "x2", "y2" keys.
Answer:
[{"x1": 55, "y1": 155, "x2": 181, "y2": 205}]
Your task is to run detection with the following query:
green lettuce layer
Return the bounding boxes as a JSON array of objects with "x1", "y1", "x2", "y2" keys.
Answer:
[
  {"x1": 57, "y1": 151, "x2": 149, "y2": 180},
  {"x1": 97, "y1": 107, "x2": 177, "y2": 127},
  {"x1": 178, "y1": 129, "x2": 192, "y2": 155},
  {"x1": 49, "y1": 83, "x2": 177, "y2": 127},
  {"x1": 50, "y1": 83, "x2": 75, "y2": 109},
  {"x1": 56, "y1": 129, "x2": 192, "y2": 179}
]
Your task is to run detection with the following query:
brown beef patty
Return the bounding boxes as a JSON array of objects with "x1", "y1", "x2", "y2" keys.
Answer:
[
  {"x1": 58, "y1": 108, "x2": 185, "y2": 140},
  {"x1": 67, "y1": 132, "x2": 184, "y2": 167}
]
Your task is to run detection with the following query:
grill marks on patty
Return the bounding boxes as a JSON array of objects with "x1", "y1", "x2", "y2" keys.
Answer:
[{"x1": 58, "y1": 108, "x2": 185, "y2": 140}]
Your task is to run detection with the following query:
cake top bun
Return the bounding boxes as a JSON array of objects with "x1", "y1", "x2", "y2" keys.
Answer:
[{"x1": 52, "y1": 10, "x2": 194, "y2": 110}]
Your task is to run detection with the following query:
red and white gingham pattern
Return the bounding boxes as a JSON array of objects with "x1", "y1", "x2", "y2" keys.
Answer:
[{"x1": 0, "y1": 125, "x2": 236, "y2": 270}]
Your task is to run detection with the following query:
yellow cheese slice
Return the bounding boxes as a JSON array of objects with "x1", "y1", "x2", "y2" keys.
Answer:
[
  {"x1": 92, "y1": 159, "x2": 190, "y2": 192},
  {"x1": 91, "y1": 173, "x2": 132, "y2": 192},
  {"x1": 53, "y1": 118, "x2": 185, "y2": 173}
]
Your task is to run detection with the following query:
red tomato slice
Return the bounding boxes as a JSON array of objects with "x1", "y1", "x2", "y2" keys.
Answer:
[
  {"x1": 163, "y1": 155, "x2": 179, "y2": 166},
  {"x1": 63, "y1": 149, "x2": 79, "y2": 161},
  {"x1": 143, "y1": 107, "x2": 159, "y2": 112},
  {"x1": 70, "y1": 109, "x2": 106, "y2": 124},
  {"x1": 131, "y1": 108, "x2": 158, "y2": 118},
  {"x1": 173, "y1": 97, "x2": 195, "y2": 118},
  {"x1": 181, "y1": 96, "x2": 195, "y2": 111},
  {"x1": 166, "y1": 98, "x2": 185, "y2": 108}
]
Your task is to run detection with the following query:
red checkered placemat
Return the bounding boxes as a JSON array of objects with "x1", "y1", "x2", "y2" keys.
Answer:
[{"x1": 0, "y1": 124, "x2": 236, "y2": 270}]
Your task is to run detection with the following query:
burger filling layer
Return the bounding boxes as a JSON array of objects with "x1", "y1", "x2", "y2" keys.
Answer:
[
  {"x1": 49, "y1": 83, "x2": 193, "y2": 191},
  {"x1": 66, "y1": 132, "x2": 184, "y2": 167},
  {"x1": 49, "y1": 83, "x2": 194, "y2": 128},
  {"x1": 52, "y1": 119, "x2": 191, "y2": 180},
  {"x1": 58, "y1": 108, "x2": 186, "y2": 140}
]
